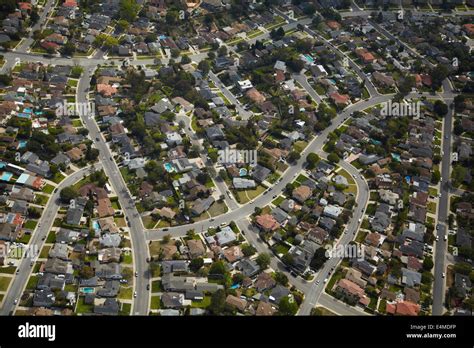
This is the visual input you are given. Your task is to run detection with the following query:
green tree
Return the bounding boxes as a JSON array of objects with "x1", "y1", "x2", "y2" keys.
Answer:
[
  {"x1": 256, "y1": 253, "x2": 271, "y2": 269},
  {"x1": 278, "y1": 296, "x2": 298, "y2": 315},
  {"x1": 423, "y1": 257, "x2": 434, "y2": 271},
  {"x1": 209, "y1": 289, "x2": 226, "y2": 314},
  {"x1": 119, "y1": 0, "x2": 139, "y2": 22},
  {"x1": 327, "y1": 152, "x2": 340, "y2": 163},
  {"x1": 241, "y1": 244, "x2": 257, "y2": 257},
  {"x1": 60, "y1": 186, "x2": 78, "y2": 204},
  {"x1": 274, "y1": 271, "x2": 288, "y2": 286},
  {"x1": 197, "y1": 60, "x2": 211, "y2": 75},
  {"x1": 189, "y1": 258, "x2": 204, "y2": 273},
  {"x1": 306, "y1": 153, "x2": 320, "y2": 169},
  {"x1": 434, "y1": 100, "x2": 448, "y2": 117}
]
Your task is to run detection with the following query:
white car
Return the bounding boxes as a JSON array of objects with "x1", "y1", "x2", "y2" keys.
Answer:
[
  {"x1": 133, "y1": 291, "x2": 137, "y2": 298},
  {"x1": 14, "y1": 298, "x2": 18, "y2": 305},
  {"x1": 444, "y1": 235, "x2": 448, "y2": 241},
  {"x1": 315, "y1": 280, "x2": 320, "y2": 285},
  {"x1": 442, "y1": 273, "x2": 446, "y2": 278},
  {"x1": 436, "y1": 236, "x2": 440, "y2": 242},
  {"x1": 323, "y1": 278, "x2": 328, "y2": 284}
]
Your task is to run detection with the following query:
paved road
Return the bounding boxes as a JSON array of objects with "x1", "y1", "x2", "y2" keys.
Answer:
[
  {"x1": 274, "y1": 8, "x2": 379, "y2": 98},
  {"x1": 298, "y1": 158, "x2": 370, "y2": 315},
  {"x1": 293, "y1": 73, "x2": 323, "y2": 104},
  {"x1": 208, "y1": 71, "x2": 252, "y2": 120},
  {"x1": 432, "y1": 101, "x2": 455, "y2": 315},
  {"x1": 14, "y1": 0, "x2": 56, "y2": 54},
  {"x1": 76, "y1": 67, "x2": 150, "y2": 315},
  {"x1": 0, "y1": 6, "x2": 460, "y2": 315},
  {"x1": 0, "y1": 165, "x2": 97, "y2": 315}
]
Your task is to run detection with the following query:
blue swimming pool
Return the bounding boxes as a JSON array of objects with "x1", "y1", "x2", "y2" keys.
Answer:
[
  {"x1": 92, "y1": 220, "x2": 100, "y2": 231},
  {"x1": 0, "y1": 172, "x2": 13, "y2": 181},
  {"x1": 230, "y1": 284, "x2": 240, "y2": 289},
  {"x1": 17, "y1": 113, "x2": 31, "y2": 119},
  {"x1": 305, "y1": 54, "x2": 314, "y2": 63},
  {"x1": 164, "y1": 162, "x2": 174, "y2": 173},
  {"x1": 18, "y1": 140, "x2": 27, "y2": 149},
  {"x1": 82, "y1": 287, "x2": 94, "y2": 294},
  {"x1": 23, "y1": 107, "x2": 32, "y2": 113}
]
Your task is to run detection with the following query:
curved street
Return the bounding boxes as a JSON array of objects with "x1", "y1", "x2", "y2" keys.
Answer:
[{"x1": 0, "y1": 6, "x2": 458, "y2": 316}]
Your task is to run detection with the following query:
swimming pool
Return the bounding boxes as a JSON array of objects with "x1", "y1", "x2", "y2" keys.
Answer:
[
  {"x1": 304, "y1": 54, "x2": 314, "y2": 63},
  {"x1": 0, "y1": 172, "x2": 13, "y2": 181},
  {"x1": 82, "y1": 287, "x2": 95, "y2": 294},
  {"x1": 92, "y1": 220, "x2": 100, "y2": 231},
  {"x1": 23, "y1": 107, "x2": 32, "y2": 113},
  {"x1": 164, "y1": 162, "x2": 174, "y2": 173},
  {"x1": 17, "y1": 113, "x2": 31, "y2": 119},
  {"x1": 18, "y1": 140, "x2": 27, "y2": 149},
  {"x1": 230, "y1": 284, "x2": 240, "y2": 289},
  {"x1": 239, "y1": 168, "x2": 248, "y2": 177}
]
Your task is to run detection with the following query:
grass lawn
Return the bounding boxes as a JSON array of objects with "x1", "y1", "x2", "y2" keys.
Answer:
[
  {"x1": 273, "y1": 243, "x2": 290, "y2": 255},
  {"x1": 296, "y1": 174, "x2": 309, "y2": 184},
  {"x1": 118, "y1": 286, "x2": 133, "y2": 300},
  {"x1": 150, "y1": 295, "x2": 161, "y2": 310},
  {"x1": 39, "y1": 245, "x2": 51, "y2": 258},
  {"x1": 0, "y1": 276, "x2": 12, "y2": 291},
  {"x1": 115, "y1": 217, "x2": 126, "y2": 228},
  {"x1": 191, "y1": 295, "x2": 211, "y2": 308},
  {"x1": 248, "y1": 185, "x2": 267, "y2": 200},
  {"x1": 72, "y1": 119, "x2": 83, "y2": 127},
  {"x1": 267, "y1": 172, "x2": 280, "y2": 184},
  {"x1": 76, "y1": 296, "x2": 94, "y2": 314},
  {"x1": 156, "y1": 219, "x2": 171, "y2": 228},
  {"x1": 355, "y1": 230, "x2": 368, "y2": 243},
  {"x1": 34, "y1": 194, "x2": 49, "y2": 206},
  {"x1": 427, "y1": 201, "x2": 437, "y2": 214},
  {"x1": 119, "y1": 303, "x2": 131, "y2": 316},
  {"x1": 151, "y1": 280, "x2": 163, "y2": 293},
  {"x1": 17, "y1": 233, "x2": 32, "y2": 244},
  {"x1": 122, "y1": 253, "x2": 133, "y2": 265},
  {"x1": 24, "y1": 220, "x2": 38, "y2": 230},
  {"x1": 52, "y1": 172, "x2": 66, "y2": 184},
  {"x1": 336, "y1": 168, "x2": 356, "y2": 185},
  {"x1": 369, "y1": 191, "x2": 379, "y2": 201},
  {"x1": 428, "y1": 187, "x2": 438, "y2": 197},
  {"x1": 120, "y1": 167, "x2": 135, "y2": 184},
  {"x1": 208, "y1": 201, "x2": 228, "y2": 217},
  {"x1": 272, "y1": 196, "x2": 285, "y2": 206},
  {"x1": 143, "y1": 216, "x2": 157, "y2": 229},
  {"x1": 46, "y1": 231, "x2": 56, "y2": 243},
  {"x1": 149, "y1": 241, "x2": 161, "y2": 256},
  {"x1": 42, "y1": 184, "x2": 55, "y2": 194},
  {"x1": 111, "y1": 200, "x2": 121, "y2": 210},
  {"x1": 294, "y1": 141, "x2": 308, "y2": 153},
  {"x1": 344, "y1": 185, "x2": 358, "y2": 195},
  {"x1": 26, "y1": 275, "x2": 39, "y2": 290},
  {"x1": 0, "y1": 266, "x2": 16, "y2": 274},
  {"x1": 325, "y1": 268, "x2": 344, "y2": 295},
  {"x1": 311, "y1": 306, "x2": 337, "y2": 316},
  {"x1": 67, "y1": 79, "x2": 78, "y2": 88}
]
